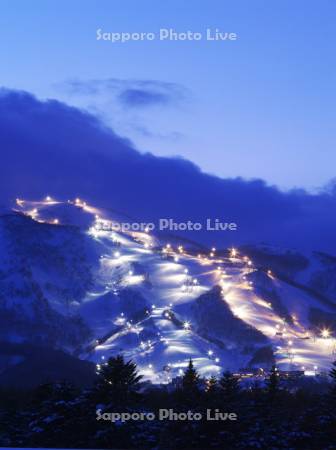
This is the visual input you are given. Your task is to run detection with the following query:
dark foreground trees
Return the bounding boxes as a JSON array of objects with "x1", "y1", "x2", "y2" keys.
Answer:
[
  {"x1": 220, "y1": 370, "x2": 241, "y2": 404},
  {"x1": 1, "y1": 357, "x2": 336, "y2": 449},
  {"x1": 330, "y1": 360, "x2": 336, "y2": 401},
  {"x1": 94, "y1": 354, "x2": 143, "y2": 404}
]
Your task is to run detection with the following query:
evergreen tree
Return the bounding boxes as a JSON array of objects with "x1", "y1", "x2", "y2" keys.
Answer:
[
  {"x1": 329, "y1": 360, "x2": 336, "y2": 399},
  {"x1": 204, "y1": 375, "x2": 218, "y2": 407},
  {"x1": 266, "y1": 365, "x2": 280, "y2": 400},
  {"x1": 182, "y1": 359, "x2": 199, "y2": 393},
  {"x1": 206, "y1": 375, "x2": 218, "y2": 393},
  {"x1": 220, "y1": 370, "x2": 240, "y2": 403},
  {"x1": 95, "y1": 355, "x2": 142, "y2": 404},
  {"x1": 33, "y1": 381, "x2": 78, "y2": 404}
]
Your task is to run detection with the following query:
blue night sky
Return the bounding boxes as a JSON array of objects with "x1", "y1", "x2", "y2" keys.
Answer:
[{"x1": 1, "y1": 0, "x2": 335, "y2": 191}]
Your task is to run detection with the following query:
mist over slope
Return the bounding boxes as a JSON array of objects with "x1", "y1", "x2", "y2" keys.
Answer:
[{"x1": 1, "y1": 88, "x2": 336, "y2": 252}]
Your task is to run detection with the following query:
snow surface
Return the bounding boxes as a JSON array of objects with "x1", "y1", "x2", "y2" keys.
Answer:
[{"x1": 2, "y1": 197, "x2": 336, "y2": 383}]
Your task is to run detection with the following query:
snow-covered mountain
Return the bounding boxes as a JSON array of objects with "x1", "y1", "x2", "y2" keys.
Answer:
[{"x1": 0, "y1": 196, "x2": 336, "y2": 384}]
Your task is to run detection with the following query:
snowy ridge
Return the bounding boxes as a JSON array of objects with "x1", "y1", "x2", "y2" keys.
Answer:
[{"x1": 0, "y1": 196, "x2": 335, "y2": 383}]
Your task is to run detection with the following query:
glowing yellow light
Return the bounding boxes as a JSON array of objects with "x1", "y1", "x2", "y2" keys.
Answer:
[
  {"x1": 183, "y1": 321, "x2": 191, "y2": 330},
  {"x1": 16, "y1": 198, "x2": 24, "y2": 206},
  {"x1": 28, "y1": 208, "x2": 38, "y2": 219},
  {"x1": 46, "y1": 196, "x2": 52, "y2": 202},
  {"x1": 53, "y1": 219, "x2": 59, "y2": 224},
  {"x1": 231, "y1": 248, "x2": 237, "y2": 258},
  {"x1": 321, "y1": 329, "x2": 330, "y2": 338}
]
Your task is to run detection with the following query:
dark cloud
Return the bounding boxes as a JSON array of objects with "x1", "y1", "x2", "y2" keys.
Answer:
[
  {"x1": 57, "y1": 78, "x2": 188, "y2": 108},
  {"x1": 1, "y1": 88, "x2": 336, "y2": 253}
]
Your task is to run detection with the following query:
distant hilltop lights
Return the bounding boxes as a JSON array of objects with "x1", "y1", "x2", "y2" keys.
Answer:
[
  {"x1": 10, "y1": 195, "x2": 336, "y2": 381},
  {"x1": 16, "y1": 198, "x2": 25, "y2": 207},
  {"x1": 14, "y1": 195, "x2": 69, "y2": 225},
  {"x1": 12, "y1": 198, "x2": 263, "y2": 296},
  {"x1": 74, "y1": 197, "x2": 87, "y2": 208},
  {"x1": 15, "y1": 195, "x2": 59, "y2": 225}
]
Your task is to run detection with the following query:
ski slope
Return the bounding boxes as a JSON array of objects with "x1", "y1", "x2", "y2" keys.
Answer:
[{"x1": 12, "y1": 196, "x2": 336, "y2": 382}]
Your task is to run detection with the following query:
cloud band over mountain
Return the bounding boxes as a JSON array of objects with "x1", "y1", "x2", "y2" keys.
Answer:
[
  {"x1": 57, "y1": 78, "x2": 188, "y2": 108},
  {"x1": 1, "y1": 88, "x2": 335, "y2": 252}
]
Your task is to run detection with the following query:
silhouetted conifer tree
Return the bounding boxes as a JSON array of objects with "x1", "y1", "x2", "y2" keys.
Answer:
[
  {"x1": 95, "y1": 355, "x2": 142, "y2": 404},
  {"x1": 206, "y1": 375, "x2": 218, "y2": 393},
  {"x1": 220, "y1": 370, "x2": 240, "y2": 403},
  {"x1": 329, "y1": 360, "x2": 336, "y2": 400},
  {"x1": 266, "y1": 365, "x2": 280, "y2": 401}
]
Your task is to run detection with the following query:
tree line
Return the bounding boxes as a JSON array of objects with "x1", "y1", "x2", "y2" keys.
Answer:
[{"x1": 1, "y1": 356, "x2": 336, "y2": 449}]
